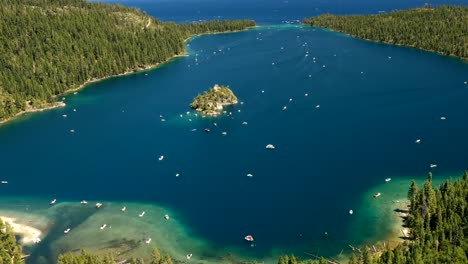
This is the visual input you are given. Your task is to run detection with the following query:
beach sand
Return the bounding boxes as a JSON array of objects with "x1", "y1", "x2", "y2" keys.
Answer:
[{"x1": 1, "y1": 216, "x2": 42, "y2": 244}]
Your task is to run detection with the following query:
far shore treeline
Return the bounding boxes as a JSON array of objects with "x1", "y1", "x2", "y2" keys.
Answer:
[
  {"x1": 0, "y1": 0, "x2": 255, "y2": 121},
  {"x1": 302, "y1": 6, "x2": 468, "y2": 62}
]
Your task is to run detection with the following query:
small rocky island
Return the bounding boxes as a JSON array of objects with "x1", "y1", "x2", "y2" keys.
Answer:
[{"x1": 190, "y1": 84, "x2": 238, "y2": 116}]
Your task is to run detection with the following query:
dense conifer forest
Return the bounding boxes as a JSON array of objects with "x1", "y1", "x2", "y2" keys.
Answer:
[
  {"x1": 0, "y1": 0, "x2": 255, "y2": 122},
  {"x1": 276, "y1": 171, "x2": 468, "y2": 264},
  {"x1": 0, "y1": 219, "x2": 23, "y2": 264},
  {"x1": 303, "y1": 6, "x2": 468, "y2": 62}
]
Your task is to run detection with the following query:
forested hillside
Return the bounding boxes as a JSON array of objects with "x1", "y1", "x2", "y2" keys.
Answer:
[
  {"x1": 0, "y1": 219, "x2": 23, "y2": 264},
  {"x1": 303, "y1": 6, "x2": 468, "y2": 61},
  {"x1": 276, "y1": 171, "x2": 468, "y2": 264},
  {"x1": 0, "y1": 0, "x2": 255, "y2": 121}
]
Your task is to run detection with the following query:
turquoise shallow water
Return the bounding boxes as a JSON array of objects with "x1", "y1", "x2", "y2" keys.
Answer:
[{"x1": 0, "y1": 23, "x2": 467, "y2": 263}]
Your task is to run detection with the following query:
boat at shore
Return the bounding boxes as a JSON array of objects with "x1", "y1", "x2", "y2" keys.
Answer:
[
  {"x1": 64, "y1": 228, "x2": 71, "y2": 234},
  {"x1": 164, "y1": 214, "x2": 170, "y2": 220},
  {"x1": 50, "y1": 199, "x2": 57, "y2": 205},
  {"x1": 95, "y1": 203, "x2": 103, "y2": 208},
  {"x1": 373, "y1": 192, "x2": 381, "y2": 198},
  {"x1": 80, "y1": 200, "x2": 88, "y2": 205},
  {"x1": 385, "y1": 178, "x2": 391, "y2": 182}
]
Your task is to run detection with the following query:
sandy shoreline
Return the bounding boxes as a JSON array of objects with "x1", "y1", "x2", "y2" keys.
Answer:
[
  {"x1": 0, "y1": 102, "x2": 66, "y2": 125},
  {"x1": 1, "y1": 216, "x2": 42, "y2": 244}
]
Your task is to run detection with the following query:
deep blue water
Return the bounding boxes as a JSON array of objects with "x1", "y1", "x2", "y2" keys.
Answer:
[
  {"x1": 1, "y1": 0, "x2": 468, "y2": 263},
  {"x1": 90, "y1": 0, "x2": 468, "y2": 24}
]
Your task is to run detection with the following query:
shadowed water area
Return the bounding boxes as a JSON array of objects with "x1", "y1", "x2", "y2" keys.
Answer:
[{"x1": 1, "y1": 1, "x2": 468, "y2": 263}]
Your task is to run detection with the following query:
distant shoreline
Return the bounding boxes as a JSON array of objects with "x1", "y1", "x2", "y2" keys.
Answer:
[
  {"x1": 0, "y1": 27, "x2": 256, "y2": 126},
  {"x1": 305, "y1": 25, "x2": 468, "y2": 62}
]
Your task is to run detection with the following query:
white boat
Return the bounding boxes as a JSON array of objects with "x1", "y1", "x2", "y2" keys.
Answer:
[
  {"x1": 145, "y1": 238, "x2": 152, "y2": 244},
  {"x1": 244, "y1": 235, "x2": 254, "y2": 242},
  {"x1": 247, "y1": 173, "x2": 253, "y2": 177},
  {"x1": 180, "y1": 114, "x2": 183, "y2": 118},
  {"x1": 242, "y1": 121, "x2": 248, "y2": 125},
  {"x1": 266, "y1": 144, "x2": 275, "y2": 150},
  {"x1": 305, "y1": 93, "x2": 308, "y2": 96},
  {"x1": 161, "y1": 119, "x2": 166, "y2": 122},
  {"x1": 282, "y1": 106, "x2": 287, "y2": 110},
  {"x1": 186, "y1": 254, "x2": 193, "y2": 260},
  {"x1": 164, "y1": 214, "x2": 170, "y2": 220},
  {"x1": 222, "y1": 132, "x2": 227, "y2": 136},
  {"x1": 315, "y1": 105, "x2": 320, "y2": 109},
  {"x1": 415, "y1": 139, "x2": 421, "y2": 144},
  {"x1": 1, "y1": 181, "x2": 8, "y2": 184},
  {"x1": 430, "y1": 164, "x2": 437, "y2": 168},
  {"x1": 373, "y1": 193, "x2": 381, "y2": 198},
  {"x1": 62, "y1": 114, "x2": 67, "y2": 118},
  {"x1": 158, "y1": 155, "x2": 164, "y2": 161},
  {"x1": 440, "y1": 116, "x2": 446, "y2": 120},
  {"x1": 73, "y1": 92, "x2": 78, "y2": 95},
  {"x1": 73, "y1": 109, "x2": 76, "y2": 112},
  {"x1": 121, "y1": 206, "x2": 126, "y2": 212},
  {"x1": 80, "y1": 200, "x2": 88, "y2": 205},
  {"x1": 96, "y1": 203, "x2": 103, "y2": 208},
  {"x1": 100, "y1": 224, "x2": 107, "y2": 230},
  {"x1": 349, "y1": 210, "x2": 353, "y2": 215},
  {"x1": 261, "y1": 90, "x2": 265, "y2": 93},
  {"x1": 385, "y1": 178, "x2": 391, "y2": 182},
  {"x1": 70, "y1": 129, "x2": 75, "y2": 133},
  {"x1": 139, "y1": 211, "x2": 145, "y2": 217},
  {"x1": 33, "y1": 237, "x2": 41, "y2": 244},
  {"x1": 50, "y1": 199, "x2": 57, "y2": 205},
  {"x1": 289, "y1": 98, "x2": 293, "y2": 102},
  {"x1": 64, "y1": 228, "x2": 71, "y2": 234}
]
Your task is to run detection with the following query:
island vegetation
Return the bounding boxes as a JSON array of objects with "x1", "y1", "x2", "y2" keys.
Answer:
[
  {"x1": 0, "y1": 0, "x2": 255, "y2": 123},
  {"x1": 302, "y1": 6, "x2": 468, "y2": 61},
  {"x1": 190, "y1": 84, "x2": 238, "y2": 116}
]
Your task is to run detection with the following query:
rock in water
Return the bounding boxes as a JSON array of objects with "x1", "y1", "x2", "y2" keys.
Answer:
[{"x1": 190, "y1": 84, "x2": 238, "y2": 116}]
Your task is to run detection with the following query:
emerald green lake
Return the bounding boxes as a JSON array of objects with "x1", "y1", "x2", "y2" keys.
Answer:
[{"x1": 1, "y1": 1, "x2": 468, "y2": 263}]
